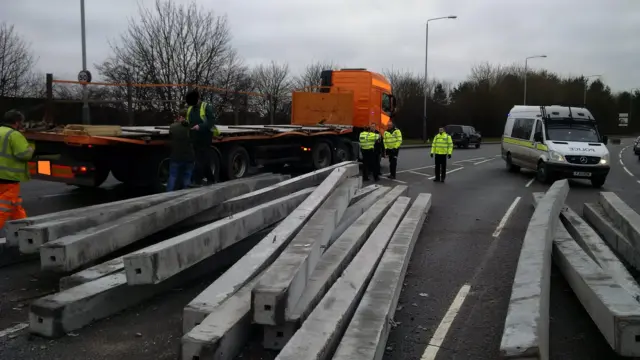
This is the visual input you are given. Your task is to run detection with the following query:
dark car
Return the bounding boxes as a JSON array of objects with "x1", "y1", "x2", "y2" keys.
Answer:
[
  {"x1": 444, "y1": 125, "x2": 482, "y2": 149},
  {"x1": 634, "y1": 136, "x2": 640, "y2": 157}
]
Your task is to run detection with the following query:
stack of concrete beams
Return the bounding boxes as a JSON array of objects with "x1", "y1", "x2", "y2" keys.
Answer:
[
  {"x1": 25, "y1": 161, "x2": 360, "y2": 338},
  {"x1": 181, "y1": 165, "x2": 432, "y2": 360},
  {"x1": 500, "y1": 183, "x2": 640, "y2": 358}
]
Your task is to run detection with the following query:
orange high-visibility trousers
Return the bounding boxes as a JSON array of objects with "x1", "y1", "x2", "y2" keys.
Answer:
[{"x1": 0, "y1": 183, "x2": 26, "y2": 229}]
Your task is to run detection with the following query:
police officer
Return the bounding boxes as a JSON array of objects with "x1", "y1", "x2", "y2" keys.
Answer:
[
  {"x1": 0, "y1": 110, "x2": 33, "y2": 229},
  {"x1": 185, "y1": 89, "x2": 220, "y2": 185},
  {"x1": 359, "y1": 124, "x2": 381, "y2": 182},
  {"x1": 430, "y1": 127, "x2": 453, "y2": 182},
  {"x1": 383, "y1": 121, "x2": 402, "y2": 179}
]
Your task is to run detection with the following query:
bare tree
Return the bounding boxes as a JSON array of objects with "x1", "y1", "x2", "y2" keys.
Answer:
[
  {"x1": 95, "y1": 0, "x2": 237, "y2": 112},
  {"x1": 251, "y1": 61, "x2": 292, "y2": 123},
  {"x1": 292, "y1": 61, "x2": 339, "y2": 91},
  {"x1": 0, "y1": 23, "x2": 38, "y2": 97}
]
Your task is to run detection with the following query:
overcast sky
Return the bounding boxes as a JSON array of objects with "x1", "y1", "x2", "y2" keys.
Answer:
[{"x1": 2, "y1": 0, "x2": 639, "y2": 91}]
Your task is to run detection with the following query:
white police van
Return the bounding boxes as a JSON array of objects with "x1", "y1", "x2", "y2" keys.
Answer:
[{"x1": 501, "y1": 105, "x2": 610, "y2": 188}]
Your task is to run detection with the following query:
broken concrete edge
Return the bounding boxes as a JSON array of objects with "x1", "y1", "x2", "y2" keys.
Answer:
[
  {"x1": 39, "y1": 180, "x2": 257, "y2": 273},
  {"x1": 332, "y1": 193, "x2": 432, "y2": 360},
  {"x1": 499, "y1": 179, "x2": 569, "y2": 359},
  {"x1": 251, "y1": 165, "x2": 360, "y2": 326},
  {"x1": 349, "y1": 184, "x2": 382, "y2": 206},
  {"x1": 286, "y1": 185, "x2": 408, "y2": 325},
  {"x1": 275, "y1": 196, "x2": 412, "y2": 360},
  {"x1": 58, "y1": 256, "x2": 125, "y2": 291},
  {"x1": 28, "y1": 232, "x2": 265, "y2": 339},
  {"x1": 123, "y1": 187, "x2": 315, "y2": 285},
  {"x1": 598, "y1": 192, "x2": 640, "y2": 249}
]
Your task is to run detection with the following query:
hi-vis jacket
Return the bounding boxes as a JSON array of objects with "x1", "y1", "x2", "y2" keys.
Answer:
[
  {"x1": 431, "y1": 132, "x2": 453, "y2": 155},
  {"x1": 383, "y1": 129, "x2": 403, "y2": 149},
  {"x1": 359, "y1": 131, "x2": 380, "y2": 150},
  {"x1": 0, "y1": 126, "x2": 33, "y2": 182},
  {"x1": 186, "y1": 101, "x2": 220, "y2": 137}
]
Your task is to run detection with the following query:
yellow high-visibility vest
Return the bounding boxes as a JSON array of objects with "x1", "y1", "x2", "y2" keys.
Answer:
[
  {"x1": 431, "y1": 132, "x2": 453, "y2": 155},
  {"x1": 359, "y1": 131, "x2": 379, "y2": 150},
  {"x1": 0, "y1": 126, "x2": 33, "y2": 182},
  {"x1": 384, "y1": 129, "x2": 402, "y2": 149}
]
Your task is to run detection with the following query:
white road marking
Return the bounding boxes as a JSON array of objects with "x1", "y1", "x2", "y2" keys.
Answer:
[
  {"x1": 392, "y1": 165, "x2": 435, "y2": 175},
  {"x1": 409, "y1": 170, "x2": 431, "y2": 177},
  {"x1": 427, "y1": 167, "x2": 464, "y2": 180},
  {"x1": 453, "y1": 157, "x2": 486, "y2": 164},
  {"x1": 387, "y1": 178, "x2": 408, "y2": 184},
  {"x1": 493, "y1": 197, "x2": 521, "y2": 238},
  {"x1": 0, "y1": 323, "x2": 28, "y2": 338},
  {"x1": 473, "y1": 158, "x2": 494, "y2": 165},
  {"x1": 420, "y1": 284, "x2": 471, "y2": 360},
  {"x1": 623, "y1": 166, "x2": 634, "y2": 177},
  {"x1": 525, "y1": 178, "x2": 535, "y2": 188}
]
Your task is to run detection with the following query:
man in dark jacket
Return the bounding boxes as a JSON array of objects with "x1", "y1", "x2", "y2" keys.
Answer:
[
  {"x1": 167, "y1": 109, "x2": 195, "y2": 191},
  {"x1": 185, "y1": 89, "x2": 219, "y2": 185}
]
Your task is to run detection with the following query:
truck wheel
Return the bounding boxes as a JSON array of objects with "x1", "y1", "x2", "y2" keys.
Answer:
[
  {"x1": 223, "y1": 146, "x2": 249, "y2": 180},
  {"x1": 312, "y1": 141, "x2": 332, "y2": 170},
  {"x1": 591, "y1": 176, "x2": 606, "y2": 188},
  {"x1": 76, "y1": 166, "x2": 110, "y2": 188},
  {"x1": 333, "y1": 140, "x2": 353, "y2": 163}
]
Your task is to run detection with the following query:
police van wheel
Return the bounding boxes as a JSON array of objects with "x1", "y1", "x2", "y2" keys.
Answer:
[
  {"x1": 506, "y1": 153, "x2": 520, "y2": 173},
  {"x1": 475, "y1": 142, "x2": 480, "y2": 149},
  {"x1": 536, "y1": 161, "x2": 553, "y2": 184},
  {"x1": 591, "y1": 176, "x2": 606, "y2": 188}
]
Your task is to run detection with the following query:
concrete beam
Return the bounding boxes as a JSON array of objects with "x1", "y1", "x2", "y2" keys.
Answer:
[
  {"x1": 275, "y1": 196, "x2": 412, "y2": 360},
  {"x1": 124, "y1": 187, "x2": 314, "y2": 285},
  {"x1": 327, "y1": 186, "x2": 392, "y2": 249},
  {"x1": 332, "y1": 194, "x2": 431, "y2": 360},
  {"x1": 598, "y1": 192, "x2": 640, "y2": 251},
  {"x1": 182, "y1": 172, "x2": 356, "y2": 334},
  {"x1": 350, "y1": 185, "x2": 383, "y2": 206},
  {"x1": 180, "y1": 270, "x2": 265, "y2": 360},
  {"x1": 583, "y1": 203, "x2": 640, "y2": 273},
  {"x1": 28, "y1": 230, "x2": 268, "y2": 338},
  {"x1": 533, "y1": 194, "x2": 640, "y2": 302},
  {"x1": 499, "y1": 179, "x2": 568, "y2": 360},
  {"x1": 5, "y1": 187, "x2": 201, "y2": 247},
  {"x1": 552, "y1": 223, "x2": 640, "y2": 356},
  {"x1": 58, "y1": 256, "x2": 125, "y2": 291},
  {"x1": 39, "y1": 181, "x2": 258, "y2": 272},
  {"x1": 252, "y1": 168, "x2": 359, "y2": 326},
  {"x1": 263, "y1": 185, "x2": 408, "y2": 350}
]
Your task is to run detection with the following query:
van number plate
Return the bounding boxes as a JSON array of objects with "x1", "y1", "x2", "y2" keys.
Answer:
[{"x1": 573, "y1": 171, "x2": 591, "y2": 177}]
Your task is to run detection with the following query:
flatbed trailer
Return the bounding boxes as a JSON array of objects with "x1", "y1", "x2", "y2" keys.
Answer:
[{"x1": 24, "y1": 124, "x2": 361, "y2": 189}]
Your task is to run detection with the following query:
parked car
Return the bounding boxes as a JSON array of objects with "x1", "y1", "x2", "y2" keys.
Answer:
[
  {"x1": 633, "y1": 136, "x2": 640, "y2": 158},
  {"x1": 444, "y1": 125, "x2": 482, "y2": 148}
]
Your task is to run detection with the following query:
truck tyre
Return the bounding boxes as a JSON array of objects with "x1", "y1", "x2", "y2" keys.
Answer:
[
  {"x1": 76, "y1": 165, "x2": 110, "y2": 188},
  {"x1": 312, "y1": 141, "x2": 332, "y2": 170},
  {"x1": 333, "y1": 140, "x2": 353, "y2": 163},
  {"x1": 222, "y1": 146, "x2": 249, "y2": 180},
  {"x1": 506, "y1": 153, "x2": 520, "y2": 172},
  {"x1": 591, "y1": 176, "x2": 606, "y2": 188}
]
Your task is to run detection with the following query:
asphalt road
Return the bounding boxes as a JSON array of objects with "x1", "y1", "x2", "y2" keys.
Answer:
[{"x1": 0, "y1": 142, "x2": 639, "y2": 359}]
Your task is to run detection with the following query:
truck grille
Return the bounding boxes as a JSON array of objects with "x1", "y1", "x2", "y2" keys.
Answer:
[{"x1": 565, "y1": 155, "x2": 601, "y2": 165}]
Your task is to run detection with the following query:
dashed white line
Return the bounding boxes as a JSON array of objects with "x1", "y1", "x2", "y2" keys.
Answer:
[
  {"x1": 387, "y1": 178, "x2": 408, "y2": 184},
  {"x1": 0, "y1": 323, "x2": 28, "y2": 338},
  {"x1": 427, "y1": 167, "x2": 464, "y2": 180},
  {"x1": 493, "y1": 197, "x2": 521, "y2": 238},
  {"x1": 623, "y1": 166, "x2": 634, "y2": 177},
  {"x1": 420, "y1": 284, "x2": 471, "y2": 360},
  {"x1": 408, "y1": 170, "x2": 430, "y2": 177},
  {"x1": 525, "y1": 178, "x2": 535, "y2": 188},
  {"x1": 473, "y1": 158, "x2": 494, "y2": 165}
]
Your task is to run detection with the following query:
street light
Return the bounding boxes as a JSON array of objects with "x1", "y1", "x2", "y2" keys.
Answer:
[
  {"x1": 523, "y1": 55, "x2": 547, "y2": 105},
  {"x1": 583, "y1": 74, "x2": 601, "y2": 106},
  {"x1": 80, "y1": 0, "x2": 91, "y2": 124},
  {"x1": 423, "y1": 15, "x2": 457, "y2": 142}
]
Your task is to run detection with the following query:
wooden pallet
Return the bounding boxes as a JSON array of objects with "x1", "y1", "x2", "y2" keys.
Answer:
[{"x1": 62, "y1": 125, "x2": 122, "y2": 137}]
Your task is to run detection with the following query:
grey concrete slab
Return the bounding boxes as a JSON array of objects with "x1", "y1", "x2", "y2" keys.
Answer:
[
  {"x1": 28, "y1": 233, "x2": 264, "y2": 338},
  {"x1": 275, "y1": 196, "x2": 411, "y2": 360},
  {"x1": 5, "y1": 186, "x2": 202, "y2": 247},
  {"x1": 332, "y1": 193, "x2": 432, "y2": 360},
  {"x1": 263, "y1": 185, "x2": 408, "y2": 350},
  {"x1": 182, "y1": 175, "x2": 356, "y2": 334},
  {"x1": 252, "y1": 166, "x2": 360, "y2": 326},
  {"x1": 58, "y1": 256, "x2": 125, "y2": 291},
  {"x1": 39, "y1": 181, "x2": 256, "y2": 272},
  {"x1": 350, "y1": 185, "x2": 383, "y2": 206},
  {"x1": 599, "y1": 192, "x2": 640, "y2": 252},
  {"x1": 180, "y1": 270, "x2": 265, "y2": 360},
  {"x1": 123, "y1": 187, "x2": 314, "y2": 285},
  {"x1": 499, "y1": 179, "x2": 569, "y2": 360},
  {"x1": 583, "y1": 203, "x2": 640, "y2": 273},
  {"x1": 327, "y1": 186, "x2": 392, "y2": 249}
]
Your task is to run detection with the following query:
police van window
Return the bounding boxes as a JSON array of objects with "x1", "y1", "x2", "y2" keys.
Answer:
[
  {"x1": 382, "y1": 93, "x2": 392, "y2": 114},
  {"x1": 546, "y1": 125, "x2": 599, "y2": 142},
  {"x1": 534, "y1": 120, "x2": 543, "y2": 140},
  {"x1": 512, "y1": 118, "x2": 534, "y2": 140}
]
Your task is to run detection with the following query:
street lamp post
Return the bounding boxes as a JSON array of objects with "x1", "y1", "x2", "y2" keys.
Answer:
[
  {"x1": 523, "y1": 55, "x2": 547, "y2": 105},
  {"x1": 423, "y1": 15, "x2": 457, "y2": 142},
  {"x1": 583, "y1": 74, "x2": 601, "y2": 106},
  {"x1": 80, "y1": 0, "x2": 91, "y2": 124}
]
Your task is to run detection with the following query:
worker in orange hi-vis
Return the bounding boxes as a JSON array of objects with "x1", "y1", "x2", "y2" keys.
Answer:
[{"x1": 0, "y1": 110, "x2": 34, "y2": 229}]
